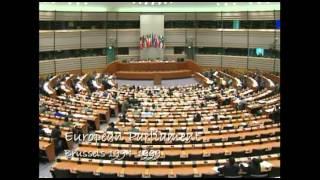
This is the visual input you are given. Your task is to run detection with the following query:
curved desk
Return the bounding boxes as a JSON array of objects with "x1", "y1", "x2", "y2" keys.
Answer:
[
  {"x1": 43, "y1": 75, "x2": 60, "y2": 97},
  {"x1": 115, "y1": 70, "x2": 193, "y2": 80},
  {"x1": 105, "y1": 60, "x2": 202, "y2": 80}
]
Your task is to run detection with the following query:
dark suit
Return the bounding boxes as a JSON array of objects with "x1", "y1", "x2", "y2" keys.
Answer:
[
  {"x1": 51, "y1": 127, "x2": 62, "y2": 153},
  {"x1": 218, "y1": 164, "x2": 240, "y2": 177},
  {"x1": 193, "y1": 114, "x2": 201, "y2": 122},
  {"x1": 106, "y1": 127, "x2": 120, "y2": 132},
  {"x1": 39, "y1": 129, "x2": 47, "y2": 137},
  {"x1": 241, "y1": 159, "x2": 262, "y2": 175}
]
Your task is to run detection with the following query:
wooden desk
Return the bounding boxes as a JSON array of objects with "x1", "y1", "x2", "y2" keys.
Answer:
[
  {"x1": 244, "y1": 75, "x2": 258, "y2": 89},
  {"x1": 61, "y1": 74, "x2": 75, "y2": 95},
  {"x1": 105, "y1": 61, "x2": 202, "y2": 80},
  {"x1": 39, "y1": 139, "x2": 55, "y2": 162},
  {"x1": 218, "y1": 71, "x2": 242, "y2": 88},
  {"x1": 115, "y1": 70, "x2": 192, "y2": 80},
  {"x1": 43, "y1": 75, "x2": 60, "y2": 97},
  {"x1": 194, "y1": 73, "x2": 213, "y2": 87},
  {"x1": 51, "y1": 156, "x2": 280, "y2": 177}
]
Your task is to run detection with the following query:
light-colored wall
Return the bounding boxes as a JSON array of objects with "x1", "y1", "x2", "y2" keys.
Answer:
[
  {"x1": 196, "y1": 54, "x2": 279, "y2": 72},
  {"x1": 40, "y1": 29, "x2": 280, "y2": 51},
  {"x1": 39, "y1": 56, "x2": 107, "y2": 75},
  {"x1": 39, "y1": 11, "x2": 280, "y2": 74},
  {"x1": 140, "y1": 15, "x2": 164, "y2": 59}
]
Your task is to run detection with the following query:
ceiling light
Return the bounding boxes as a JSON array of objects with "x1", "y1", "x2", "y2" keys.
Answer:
[
  {"x1": 249, "y1": 2, "x2": 253, "y2": 5},
  {"x1": 158, "y1": 2, "x2": 162, "y2": 5},
  {"x1": 76, "y1": 2, "x2": 80, "y2": 5},
  {"x1": 151, "y1": 2, "x2": 155, "y2": 5},
  {"x1": 144, "y1": 2, "x2": 148, "y2": 5},
  {"x1": 216, "y1": 2, "x2": 220, "y2": 6},
  {"x1": 170, "y1": 2, "x2": 173, "y2": 4},
  {"x1": 233, "y1": 2, "x2": 236, "y2": 5},
  {"x1": 266, "y1": 2, "x2": 270, "y2": 4},
  {"x1": 84, "y1": 2, "x2": 88, "y2": 5},
  {"x1": 257, "y1": 2, "x2": 262, "y2": 4},
  {"x1": 68, "y1": 2, "x2": 72, "y2": 5},
  {"x1": 51, "y1": 2, "x2": 55, "y2": 4},
  {"x1": 138, "y1": 2, "x2": 142, "y2": 5},
  {"x1": 224, "y1": 2, "x2": 228, "y2": 6},
  {"x1": 132, "y1": 2, "x2": 136, "y2": 4},
  {"x1": 164, "y1": 2, "x2": 167, "y2": 5}
]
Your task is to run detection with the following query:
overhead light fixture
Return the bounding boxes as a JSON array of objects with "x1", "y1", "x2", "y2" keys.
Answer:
[
  {"x1": 266, "y1": 2, "x2": 270, "y2": 4},
  {"x1": 138, "y1": 2, "x2": 142, "y2": 5},
  {"x1": 158, "y1": 2, "x2": 162, "y2": 5},
  {"x1": 169, "y1": 2, "x2": 173, "y2": 4},
  {"x1": 84, "y1": 2, "x2": 88, "y2": 5},
  {"x1": 68, "y1": 2, "x2": 72, "y2": 5},
  {"x1": 144, "y1": 2, "x2": 148, "y2": 5},
  {"x1": 188, "y1": 46, "x2": 191, "y2": 49},
  {"x1": 51, "y1": 2, "x2": 55, "y2": 4},
  {"x1": 249, "y1": 2, "x2": 253, "y2": 5},
  {"x1": 76, "y1": 2, "x2": 80, "y2": 5},
  {"x1": 109, "y1": 46, "x2": 112, "y2": 49},
  {"x1": 164, "y1": 2, "x2": 167, "y2": 5},
  {"x1": 216, "y1": 2, "x2": 220, "y2": 6},
  {"x1": 151, "y1": 2, "x2": 155, "y2": 5},
  {"x1": 233, "y1": 2, "x2": 236, "y2": 5},
  {"x1": 224, "y1": 2, "x2": 228, "y2": 6},
  {"x1": 132, "y1": 2, "x2": 136, "y2": 4},
  {"x1": 257, "y1": 2, "x2": 262, "y2": 4}
]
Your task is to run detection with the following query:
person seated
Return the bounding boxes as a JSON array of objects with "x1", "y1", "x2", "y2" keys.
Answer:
[
  {"x1": 106, "y1": 122, "x2": 120, "y2": 132},
  {"x1": 102, "y1": 91, "x2": 109, "y2": 97},
  {"x1": 133, "y1": 107, "x2": 140, "y2": 116},
  {"x1": 218, "y1": 157, "x2": 241, "y2": 177},
  {"x1": 119, "y1": 113, "x2": 129, "y2": 122},
  {"x1": 39, "y1": 124, "x2": 48, "y2": 137},
  {"x1": 200, "y1": 102, "x2": 207, "y2": 108},
  {"x1": 121, "y1": 98, "x2": 129, "y2": 115},
  {"x1": 82, "y1": 105, "x2": 92, "y2": 114},
  {"x1": 240, "y1": 158, "x2": 263, "y2": 175},
  {"x1": 67, "y1": 111, "x2": 73, "y2": 118},
  {"x1": 54, "y1": 109, "x2": 65, "y2": 117},
  {"x1": 129, "y1": 122, "x2": 139, "y2": 133},
  {"x1": 193, "y1": 113, "x2": 201, "y2": 122},
  {"x1": 151, "y1": 104, "x2": 156, "y2": 111},
  {"x1": 39, "y1": 103, "x2": 48, "y2": 114},
  {"x1": 61, "y1": 117, "x2": 73, "y2": 127},
  {"x1": 213, "y1": 113, "x2": 219, "y2": 121},
  {"x1": 237, "y1": 98, "x2": 247, "y2": 110},
  {"x1": 271, "y1": 105, "x2": 280, "y2": 123},
  {"x1": 147, "y1": 90, "x2": 153, "y2": 96}
]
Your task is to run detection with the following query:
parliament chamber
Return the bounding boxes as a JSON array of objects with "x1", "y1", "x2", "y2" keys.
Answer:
[{"x1": 39, "y1": 2, "x2": 281, "y2": 179}]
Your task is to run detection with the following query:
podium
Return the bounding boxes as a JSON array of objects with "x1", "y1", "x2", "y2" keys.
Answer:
[{"x1": 154, "y1": 75, "x2": 161, "y2": 85}]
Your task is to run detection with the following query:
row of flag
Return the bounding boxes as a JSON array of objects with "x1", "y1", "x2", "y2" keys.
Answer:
[{"x1": 139, "y1": 33, "x2": 165, "y2": 49}]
